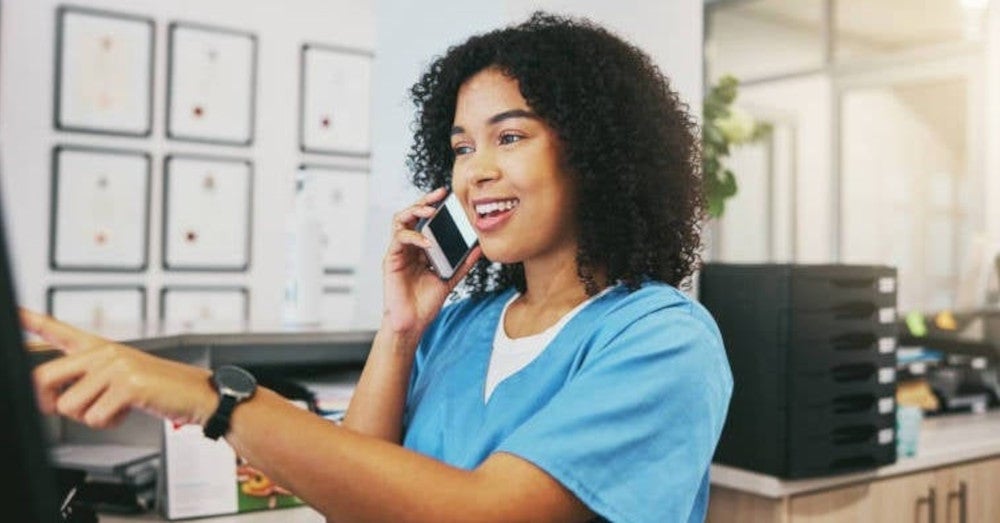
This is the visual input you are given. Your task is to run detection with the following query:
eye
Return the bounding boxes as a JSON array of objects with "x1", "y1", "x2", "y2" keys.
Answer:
[
  {"x1": 499, "y1": 132, "x2": 524, "y2": 145},
  {"x1": 452, "y1": 143, "x2": 474, "y2": 156}
]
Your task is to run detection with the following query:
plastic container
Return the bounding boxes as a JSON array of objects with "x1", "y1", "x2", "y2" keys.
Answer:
[
  {"x1": 895, "y1": 405, "x2": 923, "y2": 458},
  {"x1": 282, "y1": 171, "x2": 323, "y2": 327}
]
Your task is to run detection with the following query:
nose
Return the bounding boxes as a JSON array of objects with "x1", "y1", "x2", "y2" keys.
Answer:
[{"x1": 462, "y1": 150, "x2": 500, "y2": 187}]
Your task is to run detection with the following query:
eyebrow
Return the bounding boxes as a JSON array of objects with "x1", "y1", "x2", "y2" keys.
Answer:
[{"x1": 451, "y1": 109, "x2": 539, "y2": 136}]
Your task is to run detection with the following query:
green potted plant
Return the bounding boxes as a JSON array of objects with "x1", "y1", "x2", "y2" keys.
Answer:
[{"x1": 702, "y1": 75, "x2": 771, "y2": 218}]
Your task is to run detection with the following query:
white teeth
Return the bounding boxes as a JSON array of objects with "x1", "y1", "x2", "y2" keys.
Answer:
[{"x1": 475, "y1": 199, "x2": 519, "y2": 216}]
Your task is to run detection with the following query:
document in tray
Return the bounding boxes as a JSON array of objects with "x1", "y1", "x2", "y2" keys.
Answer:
[
  {"x1": 51, "y1": 443, "x2": 159, "y2": 476},
  {"x1": 161, "y1": 418, "x2": 304, "y2": 519}
]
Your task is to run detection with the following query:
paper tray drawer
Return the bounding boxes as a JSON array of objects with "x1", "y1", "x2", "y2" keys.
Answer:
[
  {"x1": 789, "y1": 332, "x2": 897, "y2": 369},
  {"x1": 788, "y1": 345, "x2": 896, "y2": 373},
  {"x1": 787, "y1": 401, "x2": 896, "y2": 435},
  {"x1": 791, "y1": 270, "x2": 897, "y2": 311},
  {"x1": 783, "y1": 440, "x2": 896, "y2": 479},
  {"x1": 790, "y1": 308, "x2": 898, "y2": 338},
  {"x1": 788, "y1": 371, "x2": 897, "y2": 405}
]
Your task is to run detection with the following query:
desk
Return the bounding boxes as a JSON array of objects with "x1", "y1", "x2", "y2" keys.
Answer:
[
  {"x1": 45, "y1": 330, "x2": 372, "y2": 523},
  {"x1": 101, "y1": 506, "x2": 322, "y2": 522},
  {"x1": 707, "y1": 410, "x2": 1000, "y2": 521}
]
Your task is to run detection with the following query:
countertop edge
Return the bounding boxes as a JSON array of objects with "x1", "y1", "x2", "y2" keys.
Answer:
[{"x1": 710, "y1": 410, "x2": 1000, "y2": 498}]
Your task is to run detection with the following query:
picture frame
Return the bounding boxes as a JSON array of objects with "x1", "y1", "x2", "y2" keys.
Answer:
[
  {"x1": 167, "y1": 22, "x2": 258, "y2": 146},
  {"x1": 298, "y1": 44, "x2": 373, "y2": 156},
  {"x1": 54, "y1": 6, "x2": 154, "y2": 136},
  {"x1": 49, "y1": 145, "x2": 151, "y2": 272},
  {"x1": 162, "y1": 154, "x2": 253, "y2": 271},
  {"x1": 159, "y1": 285, "x2": 249, "y2": 334},
  {"x1": 322, "y1": 285, "x2": 354, "y2": 330},
  {"x1": 298, "y1": 164, "x2": 369, "y2": 273},
  {"x1": 46, "y1": 285, "x2": 147, "y2": 340}
]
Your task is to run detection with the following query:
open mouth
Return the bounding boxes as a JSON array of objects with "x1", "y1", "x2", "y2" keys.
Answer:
[{"x1": 474, "y1": 198, "x2": 520, "y2": 218}]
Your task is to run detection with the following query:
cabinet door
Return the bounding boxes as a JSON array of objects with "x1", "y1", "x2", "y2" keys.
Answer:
[
  {"x1": 935, "y1": 457, "x2": 1000, "y2": 522},
  {"x1": 790, "y1": 471, "x2": 936, "y2": 522}
]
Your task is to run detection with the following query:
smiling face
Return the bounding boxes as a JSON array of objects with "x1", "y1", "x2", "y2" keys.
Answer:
[{"x1": 450, "y1": 67, "x2": 578, "y2": 266}]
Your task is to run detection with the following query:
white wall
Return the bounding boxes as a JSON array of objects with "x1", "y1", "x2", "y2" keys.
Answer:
[
  {"x1": 1, "y1": 0, "x2": 704, "y2": 333},
  {"x1": 739, "y1": 74, "x2": 834, "y2": 263},
  {"x1": 986, "y1": 5, "x2": 1000, "y2": 252},
  {"x1": 0, "y1": 0, "x2": 374, "y2": 332},
  {"x1": 355, "y1": 0, "x2": 704, "y2": 328},
  {"x1": 840, "y1": 87, "x2": 961, "y2": 311}
]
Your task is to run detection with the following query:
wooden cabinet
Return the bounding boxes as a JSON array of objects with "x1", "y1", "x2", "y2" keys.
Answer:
[
  {"x1": 935, "y1": 458, "x2": 1000, "y2": 522},
  {"x1": 789, "y1": 471, "x2": 936, "y2": 522},
  {"x1": 707, "y1": 457, "x2": 1000, "y2": 522}
]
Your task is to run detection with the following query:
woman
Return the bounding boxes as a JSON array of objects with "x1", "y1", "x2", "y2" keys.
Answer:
[{"x1": 24, "y1": 13, "x2": 732, "y2": 522}]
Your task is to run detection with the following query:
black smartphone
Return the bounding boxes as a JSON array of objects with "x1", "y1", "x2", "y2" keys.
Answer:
[{"x1": 416, "y1": 191, "x2": 479, "y2": 280}]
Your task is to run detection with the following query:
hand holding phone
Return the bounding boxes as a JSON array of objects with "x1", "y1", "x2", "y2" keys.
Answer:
[{"x1": 416, "y1": 191, "x2": 479, "y2": 280}]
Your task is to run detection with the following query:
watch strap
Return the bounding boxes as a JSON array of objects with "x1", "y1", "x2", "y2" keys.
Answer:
[{"x1": 203, "y1": 394, "x2": 238, "y2": 440}]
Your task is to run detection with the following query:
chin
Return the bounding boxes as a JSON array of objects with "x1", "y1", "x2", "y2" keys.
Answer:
[{"x1": 479, "y1": 242, "x2": 522, "y2": 265}]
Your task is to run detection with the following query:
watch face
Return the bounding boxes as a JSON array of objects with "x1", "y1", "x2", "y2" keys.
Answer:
[{"x1": 214, "y1": 365, "x2": 257, "y2": 397}]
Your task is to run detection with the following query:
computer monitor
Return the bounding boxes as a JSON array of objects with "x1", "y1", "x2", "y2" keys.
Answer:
[{"x1": 0, "y1": 191, "x2": 62, "y2": 522}]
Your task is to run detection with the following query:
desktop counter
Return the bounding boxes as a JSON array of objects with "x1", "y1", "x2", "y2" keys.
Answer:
[{"x1": 43, "y1": 330, "x2": 999, "y2": 522}]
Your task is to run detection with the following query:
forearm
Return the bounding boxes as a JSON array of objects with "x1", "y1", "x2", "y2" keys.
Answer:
[
  {"x1": 340, "y1": 326, "x2": 421, "y2": 442},
  {"x1": 227, "y1": 388, "x2": 488, "y2": 522}
]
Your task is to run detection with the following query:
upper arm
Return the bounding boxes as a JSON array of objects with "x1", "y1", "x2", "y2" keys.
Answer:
[{"x1": 492, "y1": 306, "x2": 733, "y2": 523}]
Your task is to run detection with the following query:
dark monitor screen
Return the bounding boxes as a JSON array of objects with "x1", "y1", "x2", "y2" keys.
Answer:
[{"x1": 0, "y1": 192, "x2": 62, "y2": 522}]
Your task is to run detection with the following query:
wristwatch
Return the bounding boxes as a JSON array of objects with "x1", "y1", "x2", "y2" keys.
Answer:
[{"x1": 203, "y1": 365, "x2": 257, "y2": 440}]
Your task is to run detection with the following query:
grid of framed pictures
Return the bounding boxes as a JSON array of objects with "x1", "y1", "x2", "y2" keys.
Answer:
[
  {"x1": 162, "y1": 155, "x2": 253, "y2": 271},
  {"x1": 54, "y1": 6, "x2": 154, "y2": 137},
  {"x1": 299, "y1": 44, "x2": 373, "y2": 156},
  {"x1": 321, "y1": 285, "x2": 354, "y2": 330},
  {"x1": 159, "y1": 286, "x2": 249, "y2": 333},
  {"x1": 47, "y1": 7, "x2": 377, "y2": 333},
  {"x1": 49, "y1": 145, "x2": 151, "y2": 271},
  {"x1": 298, "y1": 164, "x2": 369, "y2": 274},
  {"x1": 47, "y1": 285, "x2": 147, "y2": 340},
  {"x1": 167, "y1": 22, "x2": 258, "y2": 145}
]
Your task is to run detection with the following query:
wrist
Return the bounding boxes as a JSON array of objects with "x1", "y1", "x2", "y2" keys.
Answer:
[{"x1": 374, "y1": 324, "x2": 424, "y2": 357}]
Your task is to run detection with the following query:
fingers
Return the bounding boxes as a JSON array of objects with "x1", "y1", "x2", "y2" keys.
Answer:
[
  {"x1": 20, "y1": 307, "x2": 106, "y2": 354},
  {"x1": 391, "y1": 187, "x2": 448, "y2": 232},
  {"x1": 54, "y1": 366, "x2": 109, "y2": 421},
  {"x1": 449, "y1": 245, "x2": 483, "y2": 284},
  {"x1": 392, "y1": 203, "x2": 437, "y2": 232},
  {"x1": 391, "y1": 229, "x2": 431, "y2": 251},
  {"x1": 33, "y1": 345, "x2": 110, "y2": 414},
  {"x1": 419, "y1": 186, "x2": 448, "y2": 206}
]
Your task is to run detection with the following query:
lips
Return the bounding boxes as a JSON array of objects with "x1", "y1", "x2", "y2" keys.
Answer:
[{"x1": 472, "y1": 197, "x2": 519, "y2": 232}]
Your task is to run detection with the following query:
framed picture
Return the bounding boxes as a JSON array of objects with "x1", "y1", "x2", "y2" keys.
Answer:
[
  {"x1": 159, "y1": 286, "x2": 249, "y2": 333},
  {"x1": 167, "y1": 22, "x2": 257, "y2": 145},
  {"x1": 54, "y1": 6, "x2": 154, "y2": 136},
  {"x1": 162, "y1": 155, "x2": 253, "y2": 271},
  {"x1": 49, "y1": 145, "x2": 151, "y2": 271},
  {"x1": 47, "y1": 285, "x2": 147, "y2": 340},
  {"x1": 299, "y1": 164, "x2": 369, "y2": 273},
  {"x1": 322, "y1": 285, "x2": 354, "y2": 330},
  {"x1": 299, "y1": 44, "x2": 373, "y2": 156}
]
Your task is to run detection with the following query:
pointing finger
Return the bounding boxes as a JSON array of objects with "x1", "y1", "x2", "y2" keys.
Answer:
[{"x1": 20, "y1": 308, "x2": 106, "y2": 354}]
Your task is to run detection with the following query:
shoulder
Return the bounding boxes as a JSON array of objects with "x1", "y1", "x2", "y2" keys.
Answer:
[
  {"x1": 596, "y1": 281, "x2": 721, "y2": 342},
  {"x1": 580, "y1": 281, "x2": 731, "y2": 384}
]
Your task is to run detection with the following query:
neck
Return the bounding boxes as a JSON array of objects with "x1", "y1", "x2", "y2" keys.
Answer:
[{"x1": 519, "y1": 247, "x2": 606, "y2": 311}]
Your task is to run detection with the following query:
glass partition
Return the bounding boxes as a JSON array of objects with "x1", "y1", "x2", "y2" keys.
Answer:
[{"x1": 706, "y1": 0, "x2": 827, "y2": 83}]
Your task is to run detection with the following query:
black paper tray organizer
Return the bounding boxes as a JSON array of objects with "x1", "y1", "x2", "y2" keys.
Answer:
[{"x1": 700, "y1": 263, "x2": 899, "y2": 479}]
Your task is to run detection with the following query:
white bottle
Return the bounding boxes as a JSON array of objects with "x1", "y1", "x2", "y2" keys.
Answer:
[{"x1": 282, "y1": 170, "x2": 323, "y2": 327}]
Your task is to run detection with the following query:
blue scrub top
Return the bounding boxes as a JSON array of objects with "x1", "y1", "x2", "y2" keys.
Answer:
[{"x1": 403, "y1": 281, "x2": 733, "y2": 523}]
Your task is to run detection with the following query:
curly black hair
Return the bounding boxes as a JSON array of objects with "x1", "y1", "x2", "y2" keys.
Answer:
[{"x1": 408, "y1": 12, "x2": 704, "y2": 296}]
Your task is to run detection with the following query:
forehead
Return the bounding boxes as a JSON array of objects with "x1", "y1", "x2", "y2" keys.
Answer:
[{"x1": 454, "y1": 68, "x2": 529, "y2": 121}]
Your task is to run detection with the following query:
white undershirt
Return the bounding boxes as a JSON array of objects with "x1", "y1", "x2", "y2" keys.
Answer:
[{"x1": 484, "y1": 288, "x2": 612, "y2": 402}]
